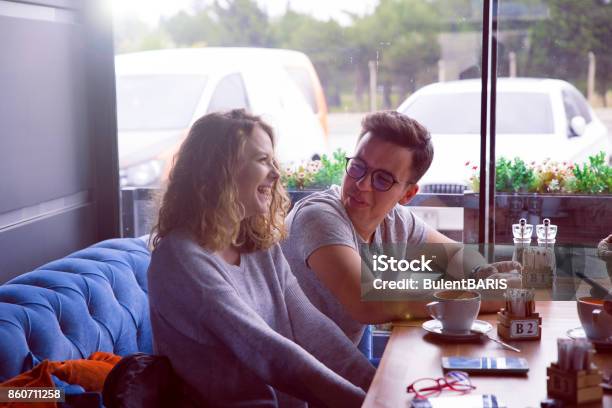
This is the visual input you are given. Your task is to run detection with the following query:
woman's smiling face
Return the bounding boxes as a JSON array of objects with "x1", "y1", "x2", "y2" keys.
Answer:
[{"x1": 235, "y1": 125, "x2": 280, "y2": 218}]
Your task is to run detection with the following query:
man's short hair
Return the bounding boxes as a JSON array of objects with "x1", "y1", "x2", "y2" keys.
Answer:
[{"x1": 358, "y1": 111, "x2": 433, "y2": 183}]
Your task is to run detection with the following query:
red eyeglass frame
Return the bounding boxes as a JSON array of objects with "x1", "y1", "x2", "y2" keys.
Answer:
[{"x1": 406, "y1": 370, "x2": 476, "y2": 399}]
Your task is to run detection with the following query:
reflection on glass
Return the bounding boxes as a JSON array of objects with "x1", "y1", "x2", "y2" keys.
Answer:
[
  {"x1": 400, "y1": 90, "x2": 554, "y2": 135},
  {"x1": 536, "y1": 218, "x2": 557, "y2": 244},
  {"x1": 116, "y1": 75, "x2": 208, "y2": 131},
  {"x1": 113, "y1": 1, "x2": 485, "y2": 241},
  {"x1": 512, "y1": 218, "x2": 533, "y2": 244},
  {"x1": 495, "y1": 0, "x2": 611, "y2": 246}
]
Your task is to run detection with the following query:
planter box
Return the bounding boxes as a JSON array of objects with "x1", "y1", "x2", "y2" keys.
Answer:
[{"x1": 464, "y1": 192, "x2": 612, "y2": 246}]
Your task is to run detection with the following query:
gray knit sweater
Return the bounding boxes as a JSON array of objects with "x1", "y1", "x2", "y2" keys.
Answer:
[{"x1": 147, "y1": 229, "x2": 375, "y2": 407}]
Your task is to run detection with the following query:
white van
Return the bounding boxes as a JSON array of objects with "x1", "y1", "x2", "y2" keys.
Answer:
[
  {"x1": 257, "y1": 48, "x2": 329, "y2": 137},
  {"x1": 115, "y1": 48, "x2": 328, "y2": 187}
]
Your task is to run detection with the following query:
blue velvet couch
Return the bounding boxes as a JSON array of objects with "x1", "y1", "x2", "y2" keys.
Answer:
[{"x1": 0, "y1": 238, "x2": 152, "y2": 383}]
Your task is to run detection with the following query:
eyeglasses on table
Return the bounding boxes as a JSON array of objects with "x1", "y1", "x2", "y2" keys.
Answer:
[{"x1": 406, "y1": 370, "x2": 476, "y2": 399}]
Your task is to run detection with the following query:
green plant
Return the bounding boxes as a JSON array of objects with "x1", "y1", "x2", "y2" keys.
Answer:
[
  {"x1": 494, "y1": 157, "x2": 513, "y2": 192},
  {"x1": 281, "y1": 149, "x2": 346, "y2": 190},
  {"x1": 567, "y1": 152, "x2": 612, "y2": 194},
  {"x1": 464, "y1": 161, "x2": 479, "y2": 192},
  {"x1": 469, "y1": 157, "x2": 536, "y2": 193},
  {"x1": 312, "y1": 149, "x2": 346, "y2": 188},
  {"x1": 510, "y1": 158, "x2": 536, "y2": 192},
  {"x1": 467, "y1": 151, "x2": 611, "y2": 194},
  {"x1": 532, "y1": 159, "x2": 574, "y2": 193},
  {"x1": 280, "y1": 161, "x2": 319, "y2": 189},
  {"x1": 490, "y1": 157, "x2": 536, "y2": 192}
]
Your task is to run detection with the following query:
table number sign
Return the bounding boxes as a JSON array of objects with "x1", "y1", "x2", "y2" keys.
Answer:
[
  {"x1": 511, "y1": 319, "x2": 539, "y2": 337},
  {"x1": 497, "y1": 288, "x2": 542, "y2": 341},
  {"x1": 498, "y1": 313, "x2": 542, "y2": 340}
]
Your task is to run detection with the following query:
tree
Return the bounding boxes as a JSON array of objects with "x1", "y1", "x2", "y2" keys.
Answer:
[
  {"x1": 211, "y1": 0, "x2": 272, "y2": 47},
  {"x1": 527, "y1": 0, "x2": 612, "y2": 104},
  {"x1": 270, "y1": 11, "x2": 347, "y2": 106},
  {"x1": 162, "y1": 10, "x2": 220, "y2": 47},
  {"x1": 116, "y1": 0, "x2": 446, "y2": 110},
  {"x1": 348, "y1": 0, "x2": 441, "y2": 107},
  {"x1": 114, "y1": 16, "x2": 171, "y2": 53}
]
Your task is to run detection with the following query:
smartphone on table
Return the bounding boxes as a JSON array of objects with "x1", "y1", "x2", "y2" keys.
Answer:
[{"x1": 441, "y1": 356, "x2": 529, "y2": 374}]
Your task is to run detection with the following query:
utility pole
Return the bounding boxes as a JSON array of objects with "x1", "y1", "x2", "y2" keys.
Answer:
[
  {"x1": 368, "y1": 60, "x2": 377, "y2": 112},
  {"x1": 509, "y1": 51, "x2": 517, "y2": 77},
  {"x1": 438, "y1": 59, "x2": 446, "y2": 82},
  {"x1": 587, "y1": 52, "x2": 596, "y2": 104}
]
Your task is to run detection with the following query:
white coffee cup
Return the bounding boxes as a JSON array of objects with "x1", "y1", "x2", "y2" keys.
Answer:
[
  {"x1": 426, "y1": 290, "x2": 481, "y2": 334},
  {"x1": 577, "y1": 297, "x2": 612, "y2": 340}
]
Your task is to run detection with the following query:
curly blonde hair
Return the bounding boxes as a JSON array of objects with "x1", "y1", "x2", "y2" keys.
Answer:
[{"x1": 151, "y1": 109, "x2": 290, "y2": 252}]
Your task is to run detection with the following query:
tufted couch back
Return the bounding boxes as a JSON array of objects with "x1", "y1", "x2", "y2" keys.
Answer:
[{"x1": 0, "y1": 238, "x2": 153, "y2": 382}]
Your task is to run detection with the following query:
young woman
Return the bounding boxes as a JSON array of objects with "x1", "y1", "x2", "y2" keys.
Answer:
[{"x1": 148, "y1": 109, "x2": 374, "y2": 407}]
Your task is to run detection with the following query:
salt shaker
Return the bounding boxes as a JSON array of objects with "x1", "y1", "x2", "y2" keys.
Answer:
[
  {"x1": 537, "y1": 218, "x2": 557, "y2": 245},
  {"x1": 513, "y1": 218, "x2": 533, "y2": 244},
  {"x1": 512, "y1": 218, "x2": 532, "y2": 264}
]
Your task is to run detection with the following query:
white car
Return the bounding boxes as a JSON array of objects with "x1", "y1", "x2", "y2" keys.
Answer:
[
  {"x1": 397, "y1": 78, "x2": 610, "y2": 193},
  {"x1": 115, "y1": 48, "x2": 328, "y2": 187}
]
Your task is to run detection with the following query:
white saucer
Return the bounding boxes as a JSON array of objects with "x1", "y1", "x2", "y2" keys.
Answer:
[
  {"x1": 422, "y1": 319, "x2": 493, "y2": 340},
  {"x1": 567, "y1": 327, "x2": 612, "y2": 350}
]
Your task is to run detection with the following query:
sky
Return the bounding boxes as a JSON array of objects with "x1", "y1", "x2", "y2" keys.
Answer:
[{"x1": 109, "y1": 0, "x2": 379, "y2": 26}]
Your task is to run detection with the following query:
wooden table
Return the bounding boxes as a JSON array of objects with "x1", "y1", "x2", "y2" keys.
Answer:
[{"x1": 364, "y1": 301, "x2": 611, "y2": 407}]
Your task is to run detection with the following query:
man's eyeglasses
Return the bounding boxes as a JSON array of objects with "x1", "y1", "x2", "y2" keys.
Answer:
[
  {"x1": 406, "y1": 371, "x2": 475, "y2": 399},
  {"x1": 345, "y1": 157, "x2": 412, "y2": 192}
]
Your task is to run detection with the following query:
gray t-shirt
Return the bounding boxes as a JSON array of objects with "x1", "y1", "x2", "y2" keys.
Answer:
[
  {"x1": 282, "y1": 186, "x2": 427, "y2": 343},
  {"x1": 148, "y1": 229, "x2": 374, "y2": 407}
]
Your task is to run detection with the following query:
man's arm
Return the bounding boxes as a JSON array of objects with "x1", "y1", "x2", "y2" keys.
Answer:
[
  {"x1": 423, "y1": 225, "x2": 522, "y2": 312},
  {"x1": 307, "y1": 245, "x2": 430, "y2": 323},
  {"x1": 424, "y1": 225, "x2": 522, "y2": 280},
  {"x1": 423, "y1": 226, "x2": 484, "y2": 278}
]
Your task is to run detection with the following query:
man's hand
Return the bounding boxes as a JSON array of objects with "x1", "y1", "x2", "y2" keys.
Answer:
[
  {"x1": 473, "y1": 261, "x2": 522, "y2": 288},
  {"x1": 473, "y1": 260, "x2": 522, "y2": 278}
]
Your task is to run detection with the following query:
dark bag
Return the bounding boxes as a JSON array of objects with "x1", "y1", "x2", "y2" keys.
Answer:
[{"x1": 102, "y1": 353, "x2": 199, "y2": 408}]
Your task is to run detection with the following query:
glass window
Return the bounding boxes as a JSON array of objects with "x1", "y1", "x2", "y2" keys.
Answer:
[
  {"x1": 563, "y1": 87, "x2": 592, "y2": 123},
  {"x1": 494, "y1": 0, "x2": 611, "y2": 249},
  {"x1": 116, "y1": 75, "x2": 207, "y2": 130},
  {"x1": 206, "y1": 73, "x2": 250, "y2": 113},
  {"x1": 401, "y1": 92, "x2": 554, "y2": 134},
  {"x1": 562, "y1": 89, "x2": 581, "y2": 123},
  {"x1": 496, "y1": 93, "x2": 554, "y2": 134},
  {"x1": 284, "y1": 66, "x2": 317, "y2": 113}
]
